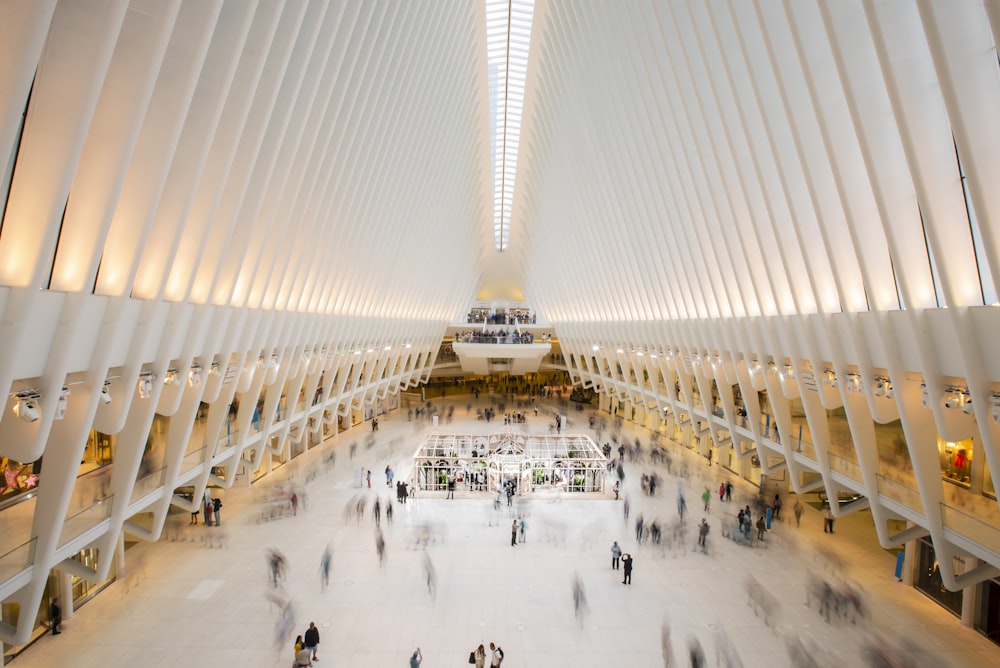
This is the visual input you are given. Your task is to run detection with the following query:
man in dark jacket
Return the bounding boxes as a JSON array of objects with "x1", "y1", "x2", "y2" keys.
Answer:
[
  {"x1": 622, "y1": 553, "x2": 634, "y2": 584},
  {"x1": 304, "y1": 621, "x2": 320, "y2": 661}
]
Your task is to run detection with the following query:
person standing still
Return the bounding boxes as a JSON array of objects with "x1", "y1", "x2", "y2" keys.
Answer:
[
  {"x1": 622, "y1": 553, "x2": 633, "y2": 584},
  {"x1": 511, "y1": 519, "x2": 518, "y2": 546},
  {"x1": 212, "y1": 497, "x2": 222, "y2": 526},
  {"x1": 519, "y1": 517, "x2": 526, "y2": 543},
  {"x1": 823, "y1": 503, "x2": 835, "y2": 533},
  {"x1": 410, "y1": 646, "x2": 422, "y2": 667},
  {"x1": 50, "y1": 598, "x2": 61, "y2": 635},
  {"x1": 304, "y1": 621, "x2": 320, "y2": 662},
  {"x1": 489, "y1": 642, "x2": 504, "y2": 667},
  {"x1": 611, "y1": 541, "x2": 622, "y2": 570},
  {"x1": 794, "y1": 499, "x2": 803, "y2": 527}
]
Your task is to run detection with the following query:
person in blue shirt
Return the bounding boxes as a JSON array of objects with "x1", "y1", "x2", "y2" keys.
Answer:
[{"x1": 409, "y1": 647, "x2": 422, "y2": 667}]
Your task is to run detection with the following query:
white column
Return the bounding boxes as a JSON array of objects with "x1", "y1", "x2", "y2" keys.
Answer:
[{"x1": 58, "y1": 570, "x2": 74, "y2": 621}]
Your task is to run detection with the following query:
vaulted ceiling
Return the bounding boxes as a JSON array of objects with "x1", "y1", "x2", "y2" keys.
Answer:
[
  {"x1": 2, "y1": 2, "x2": 1000, "y2": 645},
  {"x1": 3, "y1": 1, "x2": 999, "y2": 324}
]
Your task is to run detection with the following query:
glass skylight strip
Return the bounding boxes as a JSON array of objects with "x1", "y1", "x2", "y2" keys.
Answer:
[{"x1": 486, "y1": 0, "x2": 535, "y2": 251}]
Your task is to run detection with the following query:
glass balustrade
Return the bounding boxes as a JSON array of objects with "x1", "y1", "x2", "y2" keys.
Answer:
[
  {"x1": 58, "y1": 495, "x2": 113, "y2": 550},
  {"x1": 130, "y1": 467, "x2": 166, "y2": 505},
  {"x1": 180, "y1": 446, "x2": 208, "y2": 475},
  {"x1": 0, "y1": 537, "x2": 36, "y2": 582},
  {"x1": 876, "y1": 474, "x2": 925, "y2": 513}
]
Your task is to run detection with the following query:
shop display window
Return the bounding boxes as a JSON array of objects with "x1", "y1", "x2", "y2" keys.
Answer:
[{"x1": 940, "y1": 438, "x2": 973, "y2": 487}]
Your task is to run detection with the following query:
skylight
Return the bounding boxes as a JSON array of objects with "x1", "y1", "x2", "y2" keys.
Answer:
[{"x1": 486, "y1": 0, "x2": 534, "y2": 251}]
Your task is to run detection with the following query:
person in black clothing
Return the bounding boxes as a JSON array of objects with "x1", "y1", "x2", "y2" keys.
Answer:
[
  {"x1": 304, "y1": 621, "x2": 320, "y2": 661},
  {"x1": 622, "y1": 553, "x2": 633, "y2": 584},
  {"x1": 50, "y1": 598, "x2": 61, "y2": 635}
]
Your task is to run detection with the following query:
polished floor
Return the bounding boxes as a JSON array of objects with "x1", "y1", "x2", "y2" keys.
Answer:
[{"x1": 13, "y1": 397, "x2": 1000, "y2": 667}]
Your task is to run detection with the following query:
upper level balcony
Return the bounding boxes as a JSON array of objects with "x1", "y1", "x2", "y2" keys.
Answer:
[{"x1": 451, "y1": 338, "x2": 551, "y2": 375}]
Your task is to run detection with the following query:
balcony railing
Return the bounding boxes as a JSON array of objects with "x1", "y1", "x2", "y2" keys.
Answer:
[
  {"x1": 0, "y1": 537, "x2": 36, "y2": 583},
  {"x1": 180, "y1": 446, "x2": 208, "y2": 475},
  {"x1": 876, "y1": 474, "x2": 924, "y2": 513},
  {"x1": 130, "y1": 467, "x2": 167, "y2": 505},
  {"x1": 940, "y1": 502, "x2": 1000, "y2": 555},
  {"x1": 59, "y1": 495, "x2": 113, "y2": 550}
]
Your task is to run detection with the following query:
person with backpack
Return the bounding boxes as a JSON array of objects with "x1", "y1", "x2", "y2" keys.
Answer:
[
  {"x1": 489, "y1": 642, "x2": 504, "y2": 667},
  {"x1": 212, "y1": 497, "x2": 222, "y2": 525}
]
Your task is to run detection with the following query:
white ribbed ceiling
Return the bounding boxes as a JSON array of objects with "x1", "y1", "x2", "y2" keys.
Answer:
[
  {"x1": 0, "y1": 0, "x2": 494, "y2": 322},
  {"x1": 514, "y1": 0, "x2": 1000, "y2": 323},
  {"x1": 1, "y1": 0, "x2": 999, "y2": 324}
]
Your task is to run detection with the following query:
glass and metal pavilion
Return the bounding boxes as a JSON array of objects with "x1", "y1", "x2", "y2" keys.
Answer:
[{"x1": 411, "y1": 432, "x2": 607, "y2": 494}]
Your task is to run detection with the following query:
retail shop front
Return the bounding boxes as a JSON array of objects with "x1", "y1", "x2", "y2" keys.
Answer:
[{"x1": 2, "y1": 547, "x2": 114, "y2": 664}]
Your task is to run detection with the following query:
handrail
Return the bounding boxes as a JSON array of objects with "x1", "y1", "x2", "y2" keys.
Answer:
[
  {"x1": 0, "y1": 537, "x2": 36, "y2": 580},
  {"x1": 455, "y1": 334, "x2": 549, "y2": 344},
  {"x1": 59, "y1": 495, "x2": 113, "y2": 549},
  {"x1": 876, "y1": 474, "x2": 924, "y2": 513},
  {"x1": 130, "y1": 467, "x2": 167, "y2": 505},
  {"x1": 180, "y1": 446, "x2": 208, "y2": 475},
  {"x1": 940, "y1": 502, "x2": 1000, "y2": 555}
]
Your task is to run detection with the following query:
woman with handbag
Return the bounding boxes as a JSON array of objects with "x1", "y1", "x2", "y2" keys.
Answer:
[{"x1": 471, "y1": 643, "x2": 485, "y2": 667}]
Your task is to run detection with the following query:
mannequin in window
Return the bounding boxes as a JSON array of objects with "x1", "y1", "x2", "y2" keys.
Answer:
[{"x1": 953, "y1": 449, "x2": 968, "y2": 477}]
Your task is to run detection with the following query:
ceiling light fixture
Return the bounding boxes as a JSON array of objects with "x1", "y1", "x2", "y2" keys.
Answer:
[
  {"x1": 100, "y1": 380, "x2": 113, "y2": 406},
  {"x1": 137, "y1": 372, "x2": 156, "y2": 399},
  {"x1": 53, "y1": 387, "x2": 70, "y2": 420},
  {"x1": 11, "y1": 390, "x2": 40, "y2": 423}
]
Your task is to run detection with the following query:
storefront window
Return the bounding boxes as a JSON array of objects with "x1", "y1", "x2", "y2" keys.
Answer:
[
  {"x1": 0, "y1": 457, "x2": 40, "y2": 503},
  {"x1": 70, "y1": 548, "x2": 113, "y2": 606},
  {"x1": 915, "y1": 538, "x2": 963, "y2": 616},
  {"x1": 975, "y1": 578, "x2": 1000, "y2": 646},
  {"x1": 940, "y1": 437, "x2": 973, "y2": 487}
]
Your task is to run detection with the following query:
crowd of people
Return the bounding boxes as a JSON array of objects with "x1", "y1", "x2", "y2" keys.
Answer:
[
  {"x1": 107, "y1": 378, "x2": 910, "y2": 667},
  {"x1": 455, "y1": 329, "x2": 542, "y2": 344}
]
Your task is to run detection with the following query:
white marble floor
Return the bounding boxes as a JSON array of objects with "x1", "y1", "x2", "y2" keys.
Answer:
[{"x1": 13, "y1": 398, "x2": 1000, "y2": 667}]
